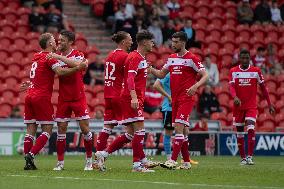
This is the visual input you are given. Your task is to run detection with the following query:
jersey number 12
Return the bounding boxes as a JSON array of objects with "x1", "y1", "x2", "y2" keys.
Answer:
[{"x1": 105, "y1": 62, "x2": 116, "y2": 80}]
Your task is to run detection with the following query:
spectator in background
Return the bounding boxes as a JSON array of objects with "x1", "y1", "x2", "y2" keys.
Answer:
[
  {"x1": 126, "y1": 0, "x2": 136, "y2": 18},
  {"x1": 153, "y1": 0, "x2": 170, "y2": 21},
  {"x1": 252, "y1": 47, "x2": 267, "y2": 73},
  {"x1": 29, "y1": 4, "x2": 46, "y2": 33},
  {"x1": 103, "y1": 0, "x2": 115, "y2": 28},
  {"x1": 204, "y1": 54, "x2": 219, "y2": 87},
  {"x1": 9, "y1": 106, "x2": 22, "y2": 119},
  {"x1": 45, "y1": 4, "x2": 64, "y2": 33},
  {"x1": 144, "y1": 77, "x2": 163, "y2": 114},
  {"x1": 162, "y1": 19, "x2": 176, "y2": 45},
  {"x1": 198, "y1": 85, "x2": 221, "y2": 118},
  {"x1": 280, "y1": 3, "x2": 284, "y2": 21},
  {"x1": 83, "y1": 56, "x2": 104, "y2": 86},
  {"x1": 114, "y1": 4, "x2": 134, "y2": 32},
  {"x1": 180, "y1": 19, "x2": 201, "y2": 49},
  {"x1": 237, "y1": 0, "x2": 254, "y2": 25},
  {"x1": 267, "y1": 43, "x2": 282, "y2": 75},
  {"x1": 166, "y1": 0, "x2": 181, "y2": 19},
  {"x1": 271, "y1": 0, "x2": 283, "y2": 26},
  {"x1": 254, "y1": 0, "x2": 272, "y2": 24},
  {"x1": 148, "y1": 18, "x2": 163, "y2": 47},
  {"x1": 191, "y1": 116, "x2": 208, "y2": 131}
]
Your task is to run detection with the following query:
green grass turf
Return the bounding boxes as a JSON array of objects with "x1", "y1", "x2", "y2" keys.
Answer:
[{"x1": 0, "y1": 155, "x2": 283, "y2": 189}]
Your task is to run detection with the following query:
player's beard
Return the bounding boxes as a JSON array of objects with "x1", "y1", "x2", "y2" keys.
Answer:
[{"x1": 173, "y1": 47, "x2": 181, "y2": 53}]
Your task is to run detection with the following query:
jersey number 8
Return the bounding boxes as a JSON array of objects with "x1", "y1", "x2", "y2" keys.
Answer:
[{"x1": 30, "y1": 62, "x2": 37, "y2": 78}]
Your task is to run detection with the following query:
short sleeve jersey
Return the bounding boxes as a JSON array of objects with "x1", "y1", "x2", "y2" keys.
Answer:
[
  {"x1": 28, "y1": 51, "x2": 59, "y2": 97},
  {"x1": 163, "y1": 51, "x2": 205, "y2": 101},
  {"x1": 229, "y1": 65, "x2": 264, "y2": 109},
  {"x1": 104, "y1": 49, "x2": 128, "y2": 98},
  {"x1": 122, "y1": 50, "x2": 148, "y2": 100}
]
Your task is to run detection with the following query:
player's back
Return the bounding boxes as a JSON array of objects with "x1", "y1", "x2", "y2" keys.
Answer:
[
  {"x1": 28, "y1": 51, "x2": 57, "y2": 97},
  {"x1": 104, "y1": 49, "x2": 128, "y2": 98},
  {"x1": 122, "y1": 50, "x2": 148, "y2": 99},
  {"x1": 229, "y1": 65, "x2": 264, "y2": 109},
  {"x1": 57, "y1": 49, "x2": 85, "y2": 101},
  {"x1": 165, "y1": 51, "x2": 204, "y2": 101}
]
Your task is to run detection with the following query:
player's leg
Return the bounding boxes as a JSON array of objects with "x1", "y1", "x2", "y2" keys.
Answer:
[
  {"x1": 132, "y1": 121, "x2": 155, "y2": 172},
  {"x1": 163, "y1": 111, "x2": 174, "y2": 160},
  {"x1": 53, "y1": 101, "x2": 71, "y2": 170},
  {"x1": 95, "y1": 125, "x2": 134, "y2": 171},
  {"x1": 26, "y1": 123, "x2": 53, "y2": 170},
  {"x1": 23, "y1": 123, "x2": 38, "y2": 170},
  {"x1": 245, "y1": 109, "x2": 257, "y2": 165},
  {"x1": 233, "y1": 109, "x2": 246, "y2": 165},
  {"x1": 25, "y1": 96, "x2": 54, "y2": 170},
  {"x1": 96, "y1": 99, "x2": 117, "y2": 151},
  {"x1": 78, "y1": 119, "x2": 94, "y2": 170},
  {"x1": 177, "y1": 126, "x2": 191, "y2": 170},
  {"x1": 53, "y1": 121, "x2": 68, "y2": 170}
]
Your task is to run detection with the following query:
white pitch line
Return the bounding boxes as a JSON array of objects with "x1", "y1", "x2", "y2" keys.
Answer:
[{"x1": 5, "y1": 174, "x2": 284, "y2": 189}]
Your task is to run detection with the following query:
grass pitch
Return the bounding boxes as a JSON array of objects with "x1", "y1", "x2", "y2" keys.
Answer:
[{"x1": 0, "y1": 155, "x2": 283, "y2": 189}]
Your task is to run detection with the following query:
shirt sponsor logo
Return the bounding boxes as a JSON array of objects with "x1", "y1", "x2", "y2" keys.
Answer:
[{"x1": 238, "y1": 78, "x2": 251, "y2": 86}]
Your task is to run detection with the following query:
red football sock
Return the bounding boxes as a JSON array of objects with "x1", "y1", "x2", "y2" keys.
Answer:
[
  {"x1": 171, "y1": 134, "x2": 184, "y2": 161},
  {"x1": 56, "y1": 133, "x2": 66, "y2": 161},
  {"x1": 181, "y1": 136, "x2": 190, "y2": 162},
  {"x1": 30, "y1": 132, "x2": 49, "y2": 156},
  {"x1": 106, "y1": 133, "x2": 133, "y2": 154},
  {"x1": 84, "y1": 132, "x2": 93, "y2": 158},
  {"x1": 237, "y1": 132, "x2": 246, "y2": 159},
  {"x1": 96, "y1": 127, "x2": 112, "y2": 151},
  {"x1": 132, "y1": 129, "x2": 145, "y2": 163},
  {"x1": 247, "y1": 127, "x2": 255, "y2": 157},
  {"x1": 24, "y1": 134, "x2": 34, "y2": 155}
]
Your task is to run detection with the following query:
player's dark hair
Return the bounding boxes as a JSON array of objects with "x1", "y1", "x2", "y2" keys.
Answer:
[
  {"x1": 136, "y1": 30, "x2": 154, "y2": 44},
  {"x1": 205, "y1": 54, "x2": 211, "y2": 58},
  {"x1": 60, "y1": 30, "x2": 75, "y2": 42},
  {"x1": 111, "y1": 31, "x2": 129, "y2": 44},
  {"x1": 172, "y1": 32, "x2": 188, "y2": 42},
  {"x1": 39, "y1": 33, "x2": 53, "y2": 49},
  {"x1": 239, "y1": 48, "x2": 250, "y2": 56}
]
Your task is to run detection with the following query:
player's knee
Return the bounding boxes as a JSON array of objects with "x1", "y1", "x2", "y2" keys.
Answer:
[
  {"x1": 57, "y1": 124, "x2": 68, "y2": 134},
  {"x1": 174, "y1": 123, "x2": 184, "y2": 134}
]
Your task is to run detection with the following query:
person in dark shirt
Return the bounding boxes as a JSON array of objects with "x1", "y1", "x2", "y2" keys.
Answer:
[
  {"x1": 29, "y1": 4, "x2": 46, "y2": 33},
  {"x1": 83, "y1": 56, "x2": 105, "y2": 86},
  {"x1": 198, "y1": 85, "x2": 220, "y2": 118},
  {"x1": 254, "y1": 0, "x2": 272, "y2": 24}
]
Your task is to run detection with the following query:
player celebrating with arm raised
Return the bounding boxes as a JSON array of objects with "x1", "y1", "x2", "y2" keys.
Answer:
[
  {"x1": 23, "y1": 33, "x2": 86, "y2": 170},
  {"x1": 96, "y1": 30, "x2": 159, "y2": 173},
  {"x1": 229, "y1": 49, "x2": 275, "y2": 165},
  {"x1": 47, "y1": 30, "x2": 93, "y2": 171},
  {"x1": 149, "y1": 32, "x2": 208, "y2": 170}
]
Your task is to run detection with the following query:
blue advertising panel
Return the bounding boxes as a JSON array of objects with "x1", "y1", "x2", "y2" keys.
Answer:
[{"x1": 219, "y1": 133, "x2": 284, "y2": 156}]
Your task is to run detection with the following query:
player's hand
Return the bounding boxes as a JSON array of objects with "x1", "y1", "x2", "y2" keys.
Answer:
[
  {"x1": 46, "y1": 52, "x2": 60, "y2": 60},
  {"x1": 269, "y1": 105, "x2": 275, "y2": 115},
  {"x1": 167, "y1": 95, "x2": 172, "y2": 104},
  {"x1": 78, "y1": 59, "x2": 88, "y2": 70},
  {"x1": 20, "y1": 81, "x2": 31, "y2": 92},
  {"x1": 233, "y1": 97, "x2": 241, "y2": 106},
  {"x1": 131, "y1": 98, "x2": 139, "y2": 109},
  {"x1": 147, "y1": 65, "x2": 153, "y2": 74},
  {"x1": 186, "y1": 84, "x2": 198, "y2": 96}
]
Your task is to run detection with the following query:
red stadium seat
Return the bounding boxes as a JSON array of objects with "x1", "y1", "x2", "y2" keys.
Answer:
[
  {"x1": 257, "y1": 121, "x2": 275, "y2": 132},
  {"x1": 275, "y1": 113, "x2": 284, "y2": 125},
  {"x1": 0, "y1": 103, "x2": 12, "y2": 117},
  {"x1": 4, "y1": 12, "x2": 18, "y2": 22},
  {"x1": 93, "y1": 85, "x2": 104, "y2": 93}
]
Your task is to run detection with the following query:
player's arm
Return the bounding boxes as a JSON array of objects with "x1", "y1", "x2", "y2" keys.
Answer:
[
  {"x1": 187, "y1": 70, "x2": 209, "y2": 96},
  {"x1": 228, "y1": 69, "x2": 241, "y2": 106},
  {"x1": 53, "y1": 61, "x2": 87, "y2": 76},
  {"x1": 258, "y1": 70, "x2": 275, "y2": 114},
  {"x1": 127, "y1": 71, "x2": 139, "y2": 109},
  {"x1": 149, "y1": 66, "x2": 169, "y2": 79},
  {"x1": 47, "y1": 53, "x2": 88, "y2": 69},
  {"x1": 153, "y1": 79, "x2": 172, "y2": 103},
  {"x1": 19, "y1": 81, "x2": 31, "y2": 92}
]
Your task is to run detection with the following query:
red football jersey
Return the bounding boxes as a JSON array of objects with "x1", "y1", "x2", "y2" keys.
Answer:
[
  {"x1": 229, "y1": 65, "x2": 264, "y2": 109},
  {"x1": 163, "y1": 51, "x2": 205, "y2": 101},
  {"x1": 56, "y1": 49, "x2": 85, "y2": 101},
  {"x1": 122, "y1": 50, "x2": 148, "y2": 99},
  {"x1": 28, "y1": 51, "x2": 59, "y2": 97},
  {"x1": 104, "y1": 49, "x2": 128, "y2": 98}
]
